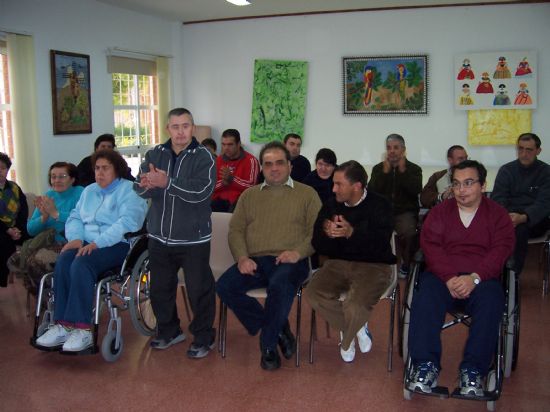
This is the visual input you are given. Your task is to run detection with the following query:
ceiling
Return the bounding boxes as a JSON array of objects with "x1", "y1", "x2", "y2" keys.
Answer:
[{"x1": 95, "y1": 0, "x2": 524, "y2": 24}]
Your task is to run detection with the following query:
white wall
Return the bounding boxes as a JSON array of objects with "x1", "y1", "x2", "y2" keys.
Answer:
[
  {"x1": 1, "y1": 0, "x2": 180, "y2": 189},
  {"x1": 181, "y1": 3, "x2": 550, "y2": 169},
  {"x1": 2, "y1": 1, "x2": 550, "y2": 190}
]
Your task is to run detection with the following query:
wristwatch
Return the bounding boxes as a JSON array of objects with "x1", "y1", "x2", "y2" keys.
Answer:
[{"x1": 471, "y1": 273, "x2": 481, "y2": 285}]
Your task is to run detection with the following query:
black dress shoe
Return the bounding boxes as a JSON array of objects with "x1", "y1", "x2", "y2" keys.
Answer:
[
  {"x1": 278, "y1": 321, "x2": 296, "y2": 360},
  {"x1": 260, "y1": 347, "x2": 281, "y2": 370}
]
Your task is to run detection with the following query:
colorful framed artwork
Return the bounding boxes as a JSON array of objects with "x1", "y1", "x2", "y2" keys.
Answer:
[
  {"x1": 50, "y1": 50, "x2": 92, "y2": 134},
  {"x1": 343, "y1": 54, "x2": 428, "y2": 115},
  {"x1": 250, "y1": 59, "x2": 308, "y2": 143},
  {"x1": 455, "y1": 50, "x2": 536, "y2": 111}
]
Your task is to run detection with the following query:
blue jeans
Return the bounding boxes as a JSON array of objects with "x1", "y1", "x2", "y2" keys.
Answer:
[
  {"x1": 53, "y1": 242, "x2": 129, "y2": 327},
  {"x1": 408, "y1": 272, "x2": 504, "y2": 376},
  {"x1": 216, "y1": 256, "x2": 309, "y2": 350}
]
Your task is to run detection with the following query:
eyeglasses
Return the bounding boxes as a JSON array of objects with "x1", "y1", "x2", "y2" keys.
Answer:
[
  {"x1": 451, "y1": 179, "x2": 479, "y2": 189},
  {"x1": 50, "y1": 174, "x2": 69, "y2": 180}
]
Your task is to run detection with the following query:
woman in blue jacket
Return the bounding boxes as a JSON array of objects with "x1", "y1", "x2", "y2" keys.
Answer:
[
  {"x1": 36, "y1": 150, "x2": 147, "y2": 352},
  {"x1": 17, "y1": 162, "x2": 83, "y2": 292}
]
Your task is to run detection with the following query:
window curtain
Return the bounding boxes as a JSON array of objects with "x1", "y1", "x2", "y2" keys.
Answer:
[
  {"x1": 7, "y1": 33, "x2": 41, "y2": 194},
  {"x1": 156, "y1": 57, "x2": 170, "y2": 132}
]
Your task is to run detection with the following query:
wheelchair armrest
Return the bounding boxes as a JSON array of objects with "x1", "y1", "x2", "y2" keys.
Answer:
[{"x1": 124, "y1": 227, "x2": 147, "y2": 239}]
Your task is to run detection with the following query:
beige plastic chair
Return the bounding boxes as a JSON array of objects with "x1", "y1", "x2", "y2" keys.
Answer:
[
  {"x1": 308, "y1": 232, "x2": 400, "y2": 372},
  {"x1": 527, "y1": 229, "x2": 550, "y2": 296},
  {"x1": 214, "y1": 211, "x2": 310, "y2": 366},
  {"x1": 175, "y1": 211, "x2": 233, "y2": 322}
]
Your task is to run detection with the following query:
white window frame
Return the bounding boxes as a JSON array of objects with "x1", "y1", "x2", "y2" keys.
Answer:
[{"x1": 112, "y1": 73, "x2": 159, "y2": 175}]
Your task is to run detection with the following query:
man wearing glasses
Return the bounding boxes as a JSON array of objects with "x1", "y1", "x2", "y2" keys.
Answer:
[
  {"x1": 407, "y1": 160, "x2": 514, "y2": 397},
  {"x1": 491, "y1": 133, "x2": 550, "y2": 274}
]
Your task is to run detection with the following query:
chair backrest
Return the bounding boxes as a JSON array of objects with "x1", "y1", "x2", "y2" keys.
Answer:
[{"x1": 210, "y1": 212, "x2": 235, "y2": 281}]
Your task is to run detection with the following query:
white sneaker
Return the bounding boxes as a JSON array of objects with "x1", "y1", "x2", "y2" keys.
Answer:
[
  {"x1": 62, "y1": 329, "x2": 93, "y2": 352},
  {"x1": 340, "y1": 332, "x2": 356, "y2": 362},
  {"x1": 356, "y1": 323, "x2": 373, "y2": 353},
  {"x1": 36, "y1": 324, "x2": 69, "y2": 347}
]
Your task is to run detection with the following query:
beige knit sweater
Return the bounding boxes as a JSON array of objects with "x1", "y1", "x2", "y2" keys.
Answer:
[{"x1": 228, "y1": 182, "x2": 322, "y2": 260}]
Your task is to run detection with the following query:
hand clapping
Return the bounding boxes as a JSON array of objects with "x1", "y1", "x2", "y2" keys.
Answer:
[{"x1": 139, "y1": 163, "x2": 168, "y2": 189}]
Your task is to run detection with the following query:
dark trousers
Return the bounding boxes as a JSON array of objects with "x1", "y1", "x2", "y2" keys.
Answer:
[
  {"x1": 408, "y1": 272, "x2": 504, "y2": 376},
  {"x1": 0, "y1": 231, "x2": 24, "y2": 287},
  {"x1": 53, "y1": 242, "x2": 129, "y2": 327},
  {"x1": 394, "y1": 211, "x2": 418, "y2": 268},
  {"x1": 514, "y1": 218, "x2": 550, "y2": 274},
  {"x1": 216, "y1": 256, "x2": 309, "y2": 350},
  {"x1": 211, "y1": 199, "x2": 235, "y2": 213},
  {"x1": 148, "y1": 239, "x2": 216, "y2": 346}
]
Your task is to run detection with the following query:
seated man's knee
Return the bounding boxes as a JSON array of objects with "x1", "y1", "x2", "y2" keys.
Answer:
[
  {"x1": 474, "y1": 280, "x2": 505, "y2": 308},
  {"x1": 215, "y1": 265, "x2": 239, "y2": 297}
]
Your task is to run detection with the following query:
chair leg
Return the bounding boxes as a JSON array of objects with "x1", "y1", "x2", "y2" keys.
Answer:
[
  {"x1": 295, "y1": 291, "x2": 302, "y2": 367},
  {"x1": 309, "y1": 309, "x2": 316, "y2": 364},
  {"x1": 217, "y1": 299, "x2": 223, "y2": 353},
  {"x1": 387, "y1": 283, "x2": 399, "y2": 372},
  {"x1": 221, "y1": 303, "x2": 227, "y2": 358},
  {"x1": 180, "y1": 285, "x2": 192, "y2": 322},
  {"x1": 543, "y1": 241, "x2": 549, "y2": 296},
  {"x1": 26, "y1": 290, "x2": 31, "y2": 318}
]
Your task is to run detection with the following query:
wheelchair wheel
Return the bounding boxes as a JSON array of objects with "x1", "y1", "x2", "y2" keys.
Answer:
[
  {"x1": 504, "y1": 270, "x2": 519, "y2": 378},
  {"x1": 129, "y1": 249, "x2": 157, "y2": 336},
  {"x1": 101, "y1": 330, "x2": 124, "y2": 362},
  {"x1": 511, "y1": 278, "x2": 521, "y2": 372},
  {"x1": 486, "y1": 370, "x2": 497, "y2": 411}
]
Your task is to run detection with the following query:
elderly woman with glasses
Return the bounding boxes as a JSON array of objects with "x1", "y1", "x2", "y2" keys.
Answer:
[
  {"x1": 11, "y1": 162, "x2": 84, "y2": 293},
  {"x1": 35, "y1": 150, "x2": 147, "y2": 352}
]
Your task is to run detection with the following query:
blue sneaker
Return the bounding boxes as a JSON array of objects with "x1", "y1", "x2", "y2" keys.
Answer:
[
  {"x1": 409, "y1": 361, "x2": 439, "y2": 393},
  {"x1": 459, "y1": 367, "x2": 484, "y2": 397},
  {"x1": 356, "y1": 322, "x2": 373, "y2": 353}
]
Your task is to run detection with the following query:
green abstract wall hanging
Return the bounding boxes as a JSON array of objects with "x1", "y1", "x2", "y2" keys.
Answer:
[{"x1": 250, "y1": 59, "x2": 308, "y2": 143}]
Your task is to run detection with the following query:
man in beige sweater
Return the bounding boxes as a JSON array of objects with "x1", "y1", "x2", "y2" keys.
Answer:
[{"x1": 216, "y1": 141, "x2": 322, "y2": 371}]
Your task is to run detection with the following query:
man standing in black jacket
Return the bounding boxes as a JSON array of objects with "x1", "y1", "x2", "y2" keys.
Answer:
[
  {"x1": 306, "y1": 160, "x2": 396, "y2": 362},
  {"x1": 135, "y1": 108, "x2": 217, "y2": 359}
]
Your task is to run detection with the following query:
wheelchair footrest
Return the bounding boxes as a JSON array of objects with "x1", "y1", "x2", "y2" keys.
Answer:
[
  {"x1": 59, "y1": 345, "x2": 99, "y2": 356},
  {"x1": 30, "y1": 337, "x2": 63, "y2": 352},
  {"x1": 450, "y1": 388, "x2": 497, "y2": 401},
  {"x1": 410, "y1": 385, "x2": 450, "y2": 398}
]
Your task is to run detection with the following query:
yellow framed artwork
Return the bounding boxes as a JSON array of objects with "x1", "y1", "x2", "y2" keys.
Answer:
[{"x1": 468, "y1": 109, "x2": 531, "y2": 145}]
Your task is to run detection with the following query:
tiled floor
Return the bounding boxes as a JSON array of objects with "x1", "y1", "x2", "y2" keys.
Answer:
[{"x1": 1, "y1": 246, "x2": 549, "y2": 412}]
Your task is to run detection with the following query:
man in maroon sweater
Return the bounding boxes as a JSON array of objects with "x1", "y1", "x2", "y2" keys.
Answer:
[{"x1": 407, "y1": 160, "x2": 514, "y2": 397}]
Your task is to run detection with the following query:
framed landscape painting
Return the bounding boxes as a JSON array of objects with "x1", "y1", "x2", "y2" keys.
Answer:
[
  {"x1": 50, "y1": 50, "x2": 92, "y2": 134},
  {"x1": 343, "y1": 54, "x2": 428, "y2": 115}
]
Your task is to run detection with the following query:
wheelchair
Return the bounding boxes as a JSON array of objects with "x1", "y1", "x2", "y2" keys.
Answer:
[
  {"x1": 30, "y1": 233, "x2": 157, "y2": 362},
  {"x1": 399, "y1": 251, "x2": 519, "y2": 411}
]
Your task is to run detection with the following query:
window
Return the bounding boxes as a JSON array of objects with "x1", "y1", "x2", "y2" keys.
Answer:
[
  {"x1": 112, "y1": 73, "x2": 158, "y2": 175},
  {"x1": 0, "y1": 41, "x2": 15, "y2": 180},
  {"x1": 108, "y1": 54, "x2": 162, "y2": 176},
  {"x1": 112, "y1": 73, "x2": 158, "y2": 148}
]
